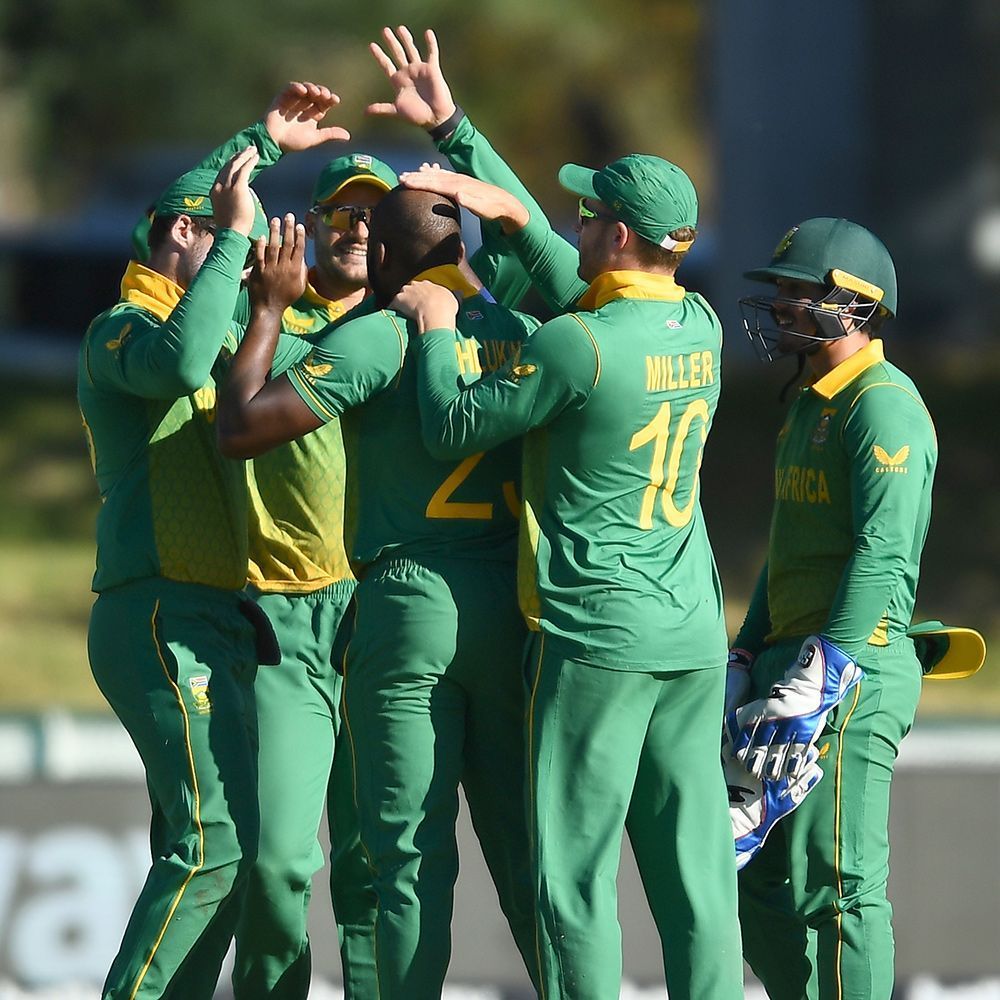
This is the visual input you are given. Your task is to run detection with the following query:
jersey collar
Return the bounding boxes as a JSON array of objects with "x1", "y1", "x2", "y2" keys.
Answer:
[
  {"x1": 301, "y1": 270, "x2": 349, "y2": 321},
  {"x1": 413, "y1": 264, "x2": 480, "y2": 300},
  {"x1": 576, "y1": 270, "x2": 686, "y2": 312},
  {"x1": 810, "y1": 339, "x2": 885, "y2": 399},
  {"x1": 120, "y1": 261, "x2": 184, "y2": 322}
]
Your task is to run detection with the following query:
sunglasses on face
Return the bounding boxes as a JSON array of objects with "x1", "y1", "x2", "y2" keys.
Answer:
[
  {"x1": 577, "y1": 197, "x2": 618, "y2": 225},
  {"x1": 314, "y1": 204, "x2": 374, "y2": 230}
]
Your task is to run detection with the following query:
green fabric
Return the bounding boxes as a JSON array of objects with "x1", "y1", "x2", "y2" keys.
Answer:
[
  {"x1": 436, "y1": 114, "x2": 585, "y2": 313},
  {"x1": 247, "y1": 301, "x2": 359, "y2": 591},
  {"x1": 132, "y1": 119, "x2": 283, "y2": 262},
  {"x1": 758, "y1": 348, "x2": 937, "y2": 656},
  {"x1": 232, "y1": 582, "x2": 375, "y2": 999},
  {"x1": 559, "y1": 154, "x2": 698, "y2": 244},
  {"x1": 284, "y1": 292, "x2": 537, "y2": 569},
  {"x1": 311, "y1": 152, "x2": 397, "y2": 205},
  {"x1": 745, "y1": 218, "x2": 898, "y2": 317},
  {"x1": 78, "y1": 235, "x2": 308, "y2": 594},
  {"x1": 416, "y1": 291, "x2": 727, "y2": 671},
  {"x1": 735, "y1": 560, "x2": 772, "y2": 657},
  {"x1": 79, "y1": 231, "x2": 251, "y2": 592},
  {"x1": 525, "y1": 635, "x2": 743, "y2": 999},
  {"x1": 738, "y1": 638, "x2": 922, "y2": 1000},
  {"x1": 88, "y1": 578, "x2": 259, "y2": 1000},
  {"x1": 341, "y1": 557, "x2": 539, "y2": 998}
]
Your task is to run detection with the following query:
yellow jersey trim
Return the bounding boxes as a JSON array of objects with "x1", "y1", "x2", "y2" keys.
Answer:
[
  {"x1": 810, "y1": 339, "x2": 885, "y2": 400},
  {"x1": 412, "y1": 263, "x2": 480, "y2": 299},
  {"x1": 130, "y1": 600, "x2": 205, "y2": 1000},
  {"x1": 287, "y1": 367, "x2": 339, "y2": 423},
  {"x1": 846, "y1": 382, "x2": 937, "y2": 449},
  {"x1": 120, "y1": 261, "x2": 184, "y2": 323},
  {"x1": 566, "y1": 314, "x2": 602, "y2": 388},
  {"x1": 300, "y1": 275, "x2": 349, "y2": 320},
  {"x1": 576, "y1": 269, "x2": 686, "y2": 312}
]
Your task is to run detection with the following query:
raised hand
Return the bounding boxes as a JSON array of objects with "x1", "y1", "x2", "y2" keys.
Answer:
[
  {"x1": 367, "y1": 26, "x2": 457, "y2": 129},
  {"x1": 399, "y1": 164, "x2": 530, "y2": 233},
  {"x1": 248, "y1": 214, "x2": 308, "y2": 311},
  {"x1": 211, "y1": 146, "x2": 261, "y2": 237},
  {"x1": 264, "y1": 81, "x2": 351, "y2": 152}
]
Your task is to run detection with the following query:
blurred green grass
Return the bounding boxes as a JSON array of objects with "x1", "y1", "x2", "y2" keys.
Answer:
[{"x1": 0, "y1": 357, "x2": 996, "y2": 715}]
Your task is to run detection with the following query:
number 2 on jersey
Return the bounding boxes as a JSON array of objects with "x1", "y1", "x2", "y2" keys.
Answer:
[{"x1": 629, "y1": 399, "x2": 710, "y2": 529}]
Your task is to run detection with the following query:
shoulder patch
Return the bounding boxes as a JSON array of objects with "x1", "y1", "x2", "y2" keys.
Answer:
[{"x1": 105, "y1": 321, "x2": 132, "y2": 351}]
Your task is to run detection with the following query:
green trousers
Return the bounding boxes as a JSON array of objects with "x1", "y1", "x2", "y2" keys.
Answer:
[
  {"x1": 525, "y1": 635, "x2": 744, "y2": 1000},
  {"x1": 738, "y1": 638, "x2": 922, "y2": 1000},
  {"x1": 232, "y1": 580, "x2": 377, "y2": 1000},
  {"x1": 342, "y1": 556, "x2": 539, "y2": 999},
  {"x1": 88, "y1": 578, "x2": 260, "y2": 1000}
]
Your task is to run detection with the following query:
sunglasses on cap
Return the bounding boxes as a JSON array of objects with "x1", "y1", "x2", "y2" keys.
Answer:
[
  {"x1": 313, "y1": 204, "x2": 374, "y2": 230},
  {"x1": 577, "y1": 197, "x2": 618, "y2": 225}
]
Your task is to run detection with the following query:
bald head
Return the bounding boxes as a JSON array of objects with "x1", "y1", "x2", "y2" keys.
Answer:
[{"x1": 367, "y1": 187, "x2": 464, "y2": 304}]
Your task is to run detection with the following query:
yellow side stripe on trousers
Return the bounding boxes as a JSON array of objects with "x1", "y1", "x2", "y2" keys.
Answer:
[
  {"x1": 526, "y1": 634, "x2": 547, "y2": 1000},
  {"x1": 833, "y1": 682, "x2": 862, "y2": 1000},
  {"x1": 128, "y1": 600, "x2": 205, "y2": 1000}
]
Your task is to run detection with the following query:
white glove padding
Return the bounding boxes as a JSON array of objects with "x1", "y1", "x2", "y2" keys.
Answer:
[
  {"x1": 724, "y1": 647, "x2": 754, "y2": 717},
  {"x1": 724, "y1": 738, "x2": 824, "y2": 870},
  {"x1": 727, "y1": 635, "x2": 862, "y2": 782}
]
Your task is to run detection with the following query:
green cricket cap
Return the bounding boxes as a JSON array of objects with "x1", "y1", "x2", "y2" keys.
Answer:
[
  {"x1": 907, "y1": 621, "x2": 987, "y2": 681},
  {"x1": 744, "y1": 217, "x2": 898, "y2": 317},
  {"x1": 311, "y1": 153, "x2": 397, "y2": 206},
  {"x1": 152, "y1": 167, "x2": 268, "y2": 241},
  {"x1": 558, "y1": 154, "x2": 698, "y2": 249}
]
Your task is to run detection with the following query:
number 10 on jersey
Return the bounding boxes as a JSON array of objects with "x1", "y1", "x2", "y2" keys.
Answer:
[{"x1": 629, "y1": 399, "x2": 710, "y2": 529}]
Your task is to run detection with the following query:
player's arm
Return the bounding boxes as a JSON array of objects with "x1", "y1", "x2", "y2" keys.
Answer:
[
  {"x1": 131, "y1": 83, "x2": 348, "y2": 262},
  {"x1": 822, "y1": 384, "x2": 938, "y2": 655},
  {"x1": 217, "y1": 214, "x2": 324, "y2": 457},
  {"x1": 725, "y1": 560, "x2": 772, "y2": 713},
  {"x1": 218, "y1": 245, "x2": 405, "y2": 456},
  {"x1": 394, "y1": 281, "x2": 596, "y2": 460},
  {"x1": 368, "y1": 25, "x2": 585, "y2": 311},
  {"x1": 85, "y1": 150, "x2": 258, "y2": 399}
]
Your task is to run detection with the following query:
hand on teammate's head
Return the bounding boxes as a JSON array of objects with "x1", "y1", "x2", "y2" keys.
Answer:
[
  {"x1": 367, "y1": 26, "x2": 457, "y2": 130},
  {"x1": 265, "y1": 81, "x2": 351, "y2": 153},
  {"x1": 247, "y1": 214, "x2": 308, "y2": 310},
  {"x1": 211, "y1": 147, "x2": 260, "y2": 237}
]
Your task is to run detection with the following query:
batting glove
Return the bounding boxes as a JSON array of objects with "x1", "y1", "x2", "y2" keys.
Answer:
[
  {"x1": 723, "y1": 726, "x2": 824, "y2": 870},
  {"x1": 727, "y1": 635, "x2": 862, "y2": 782}
]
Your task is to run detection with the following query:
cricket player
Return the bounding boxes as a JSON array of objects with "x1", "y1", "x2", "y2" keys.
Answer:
[
  {"x1": 234, "y1": 151, "x2": 397, "y2": 1000},
  {"x1": 216, "y1": 186, "x2": 542, "y2": 998},
  {"x1": 392, "y1": 158, "x2": 744, "y2": 999},
  {"x1": 731, "y1": 218, "x2": 937, "y2": 999},
  {"x1": 78, "y1": 148, "x2": 307, "y2": 1000}
]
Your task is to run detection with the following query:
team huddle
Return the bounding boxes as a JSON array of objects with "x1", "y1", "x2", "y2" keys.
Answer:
[{"x1": 77, "y1": 24, "x2": 978, "y2": 1000}]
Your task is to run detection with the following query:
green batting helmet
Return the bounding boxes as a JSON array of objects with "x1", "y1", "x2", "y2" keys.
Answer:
[{"x1": 740, "y1": 218, "x2": 897, "y2": 362}]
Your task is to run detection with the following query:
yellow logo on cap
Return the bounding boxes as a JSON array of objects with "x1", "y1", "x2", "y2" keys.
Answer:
[
  {"x1": 774, "y1": 227, "x2": 798, "y2": 258},
  {"x1": 184, "y1": 196, "x2": 206, "y2": 210}
]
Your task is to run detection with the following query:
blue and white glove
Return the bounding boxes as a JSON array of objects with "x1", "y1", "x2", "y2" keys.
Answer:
[
  {"x1": 723, "y1": 723, "x2": 824, "y2": 870},
  {"x1": 727, "y1": 635, "x2": 862, "y2": 782}
]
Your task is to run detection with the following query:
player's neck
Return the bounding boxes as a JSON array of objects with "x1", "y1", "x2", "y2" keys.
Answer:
[
  {"x1": 806, "y1": 331, "x2": 871, "y2": 378},
  {"x1": 310, "y1": 269, "x2": 368, "y2": 310}
]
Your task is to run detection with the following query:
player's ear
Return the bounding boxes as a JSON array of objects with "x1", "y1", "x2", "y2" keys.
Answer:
[
  {"x1": 304, "y1": 210, "x2": 316, "y2": 239},
  {"x1": 613, "y1": 221, "x2": 631, "y2": 252},
  {"x1": 169, "y1": 214, "x2": 198, "y2": 249}
]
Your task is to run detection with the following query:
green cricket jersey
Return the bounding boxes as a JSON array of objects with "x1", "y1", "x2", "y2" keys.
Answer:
[
  {"x1": 79, "y1": 231, "x2": 307, "y2": 593},
  {"x1": 417, "y1": 270, "x2": 728, "y2": 672},
  {"x1": 284, "y1": 265, "x2": 538, "y2": 569},
  {"x1": 244, "y1": 278, "x2": 355, "y2": 592},
  {"x1": 735, "y1": 339, "x2": 937, "y2": 657}
]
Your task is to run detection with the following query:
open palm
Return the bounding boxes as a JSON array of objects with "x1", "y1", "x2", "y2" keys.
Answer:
[{"x1": 367, "y1": 26, "x2": 456, "y2": 129}]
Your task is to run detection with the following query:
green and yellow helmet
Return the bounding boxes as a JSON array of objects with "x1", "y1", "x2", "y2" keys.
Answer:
[{"x1": 739, "y1": 218, "x2": 897, "y2": 362}]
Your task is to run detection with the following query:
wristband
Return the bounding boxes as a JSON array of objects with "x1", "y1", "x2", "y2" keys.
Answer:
[{"x1": 427, "y1": 105, "x2": 464, "y2": 142}]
